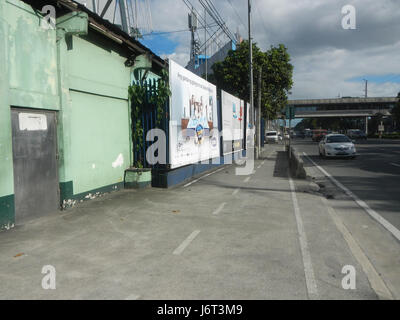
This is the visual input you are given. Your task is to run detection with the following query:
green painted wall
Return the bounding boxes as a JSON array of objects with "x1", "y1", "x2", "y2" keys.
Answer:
[
  {"x1": 7, "y1": 0, "x2": 59, "y2": 110},
  {"x1": 132, "y1": 54, "x2": 161, "y2": 83},
  {"x1": 58, "y1": 32, "x2": 132, "y2": 201},
  {"x1": 0, "y1": 0, "x2": 59, "y2": 229},
  {"x1": 69, "y1": 90, "x2": 130, "y2": 194},
  {"x1": 1, "y1": 0, "x2": 161, "y2": 229}
]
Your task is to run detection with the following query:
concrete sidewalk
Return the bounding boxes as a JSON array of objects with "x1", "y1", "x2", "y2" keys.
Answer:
[{"x1": 0, "y1": 144, "x2": 393, "y2": 299}]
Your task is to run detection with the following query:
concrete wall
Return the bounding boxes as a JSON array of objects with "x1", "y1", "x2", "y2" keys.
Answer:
[
  {"x1": 0, "y1": 0, "x2": 158, "y2": 229},
  {"x1": 58, "y1": 30, "x2": 133, "y2": 206},
  {"x1": 0, "y1": 0, "x2": 59, "y2": 229}
]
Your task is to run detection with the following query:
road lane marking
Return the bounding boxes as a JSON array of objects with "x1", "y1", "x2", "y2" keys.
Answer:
[
  {"x1": 321, "y1": 197, "x2": 393, "y2": 300},
  {"x1": 173, "y1": 230, "x2": 201, "y2": 255},
  {"x1": 303, "y1": 152, "x2": 400, "y2": 242},
  {"x1": 213, "y1": 202, "x2": 226, "y2": 215},
  {"x1": 261, "y1": 161, "x2": 265, "y2": 165},
  {"x1": 183, "y1": 167, "x2": 226, "y2": 187},
  {"x1": 257, "y1": 164, "x2": 262, "y2": 169},
  {"x1": 390, "y1": 162, "x2": 400, "y2": 168},
  {"x1": 288, "y1": 174, "x2": 319, "y2": 299},
  {"x1": 232, "y1": 188, "x2": 240, "y2": 196},
  {"x1": 243, "y1": 176, "x2": 251, "y2": 183},
  {"x1": 125, "y1": 294, "x2": 141, "y2": 300}
]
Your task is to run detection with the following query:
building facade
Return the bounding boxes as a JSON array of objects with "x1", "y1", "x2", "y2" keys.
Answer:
[{"x1": 0, "y1": 0, "x2": 165, "y2": 230}]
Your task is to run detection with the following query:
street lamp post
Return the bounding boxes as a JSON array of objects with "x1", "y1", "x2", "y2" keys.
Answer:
[{"x1": 248, "y1": 0, "x2": 256, "y2": 158}]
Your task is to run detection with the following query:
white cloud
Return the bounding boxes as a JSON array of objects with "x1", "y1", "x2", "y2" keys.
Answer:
[{"x1": 81, "y1": 0, "x2": 400, "y2": 98}]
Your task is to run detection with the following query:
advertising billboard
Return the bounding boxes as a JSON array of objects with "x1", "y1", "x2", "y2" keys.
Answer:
[
  {"x1": 221, "y1": 90, "x2": 244, "y2": 155},
  {"x1": 168, "y1": 59, "x2": 220, "y2": 169}
]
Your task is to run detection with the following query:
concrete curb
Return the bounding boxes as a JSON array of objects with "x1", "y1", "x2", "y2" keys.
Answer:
[{"x1": 286, "y1": 145, "x2": 307, "y2": 179}]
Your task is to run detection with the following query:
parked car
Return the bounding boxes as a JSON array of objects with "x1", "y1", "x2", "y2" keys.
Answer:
[
  {"x1": 265, "y1": 131, "x2": 279, "y2": 143},
  {"x1": 312, "y1": 129, "x2": 328, "y2": 142},
  {"x1": 319, "y1": 134, "x2": 357, "y2": 158},
  {"x1": 347, "y1": 129, "x2": 367, "y2": 140}
]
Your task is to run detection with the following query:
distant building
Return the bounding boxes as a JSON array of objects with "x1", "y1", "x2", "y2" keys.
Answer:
[{"x1": 186, "y1": 40, "x2": 237, "y2": 77}]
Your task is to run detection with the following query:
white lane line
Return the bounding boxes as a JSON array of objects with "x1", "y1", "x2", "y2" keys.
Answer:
[
  {"x1": 183, "y1": 167, "x2": 226, "y2": 187},
  {"x1": 173, "y1": 230, "x2": 201, "y2": 255},
  {"x1": 261, "y1": 161, "x2": 265, "y2": 165},
  {"x1": 232, "y1": 188, "x2": 240, "y2": 196},
  {"x1": 125, "y1": 294, "x2": 141, "y2": 300},
  {"x1": 390, "y1": 162, "x2": 400, "y2": 168},
  {"x1": 213, "y1": 202, "x2": 227, "y2": 215},
  {"x1": 321, "y1": 197, "x2": 393, "y2": 300},
  {"x1": 303, "y1": 152, "x2": 400, "y2": 242},
  {"x1": 257, "y1": 164, "x2": 262, "y2": 169},
  {"x1": 243, "y1": 176, "x2": 251, "y2": 183},
  {"x1": 288, "y1": 175, "x2": 319, "y2": 300}
]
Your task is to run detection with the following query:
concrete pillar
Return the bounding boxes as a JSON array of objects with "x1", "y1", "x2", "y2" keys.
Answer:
[{"x1": 365, "y1": 116, "x2": 368, "y2": 135}]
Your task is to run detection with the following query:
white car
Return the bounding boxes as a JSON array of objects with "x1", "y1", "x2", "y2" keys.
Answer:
[
  {"x1": 319, "y1": 134, "x2": 357, "y2": 158},
  {"x1": 265, "y1": 131, "x2": 279, "y2": 143}
]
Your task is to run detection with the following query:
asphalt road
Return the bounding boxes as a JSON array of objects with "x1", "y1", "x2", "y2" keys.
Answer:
[{"x1": 292, "y1": 137, "x2": 400, "y2": 231}]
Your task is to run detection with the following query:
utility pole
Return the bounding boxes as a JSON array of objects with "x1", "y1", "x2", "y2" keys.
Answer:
[
  {"x1": 189, "y1": 9, "x2": 198, "y2": 61},
  {"x1": 135, "y1": 0, "x2": 138, "y2": 30},
  {"x1": 257, "y1": 68, "x2": 262, "y2": 154},
  {"x1": 92, "y1": 0, "x2": 97, "y2": 14},
  {"x1": 118, "y1": 0, "x2": 129, "y2": 34},
  {"x1": 248, "y1": 0, "x2": 256, "y2": 158},
  {"x1": 364, "y1": 79, "x2": 368, "y2": 98}
]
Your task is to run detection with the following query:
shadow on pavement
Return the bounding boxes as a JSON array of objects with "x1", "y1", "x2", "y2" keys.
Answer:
[{"x1": 273, "y1": 151, "x2": 289, "y2": 178}]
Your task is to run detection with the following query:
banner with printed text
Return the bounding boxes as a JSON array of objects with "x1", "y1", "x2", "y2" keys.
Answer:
[
  {"x1": 221, "y1": 90, "x2": 244, "y2": 155},
  {"x1": 168, "y1": 59, "x2": 220, "y2": 169}
]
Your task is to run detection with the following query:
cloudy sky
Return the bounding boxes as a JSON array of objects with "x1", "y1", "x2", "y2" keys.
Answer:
[{"x1": 81, "y1": 0, "x2": 400, "y2": 100}]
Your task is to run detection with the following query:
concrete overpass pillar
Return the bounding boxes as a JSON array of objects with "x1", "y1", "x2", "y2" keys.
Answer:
[{"x1": 365, "y1": 116, "x2": 368, "y2": 135}]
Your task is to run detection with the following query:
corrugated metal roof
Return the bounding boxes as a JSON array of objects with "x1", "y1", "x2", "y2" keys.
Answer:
[{"x1": 22, "y1": 0, "x2": 167, "y2": 68}]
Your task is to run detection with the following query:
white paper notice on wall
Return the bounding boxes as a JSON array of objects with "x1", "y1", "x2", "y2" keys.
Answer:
[{"x1": 19, "y1": 113, "x2": 47, "y2": 131}]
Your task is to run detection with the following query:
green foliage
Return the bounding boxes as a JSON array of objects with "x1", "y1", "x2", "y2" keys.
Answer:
[
  {"x1": 128, "y1": 84, "x2": 146, "y2": 168},
  {"x1": 211, "y1": 40, "x2": 293, "y2": 120},
  {"x1": 149, "y1": 69, "x2": 171, "y2": 126},
  {"x1": 128, "y1": 70, "x2": 171, "y2": 168},
  {"x1": 368, "y1": 132, "x2": 400, "y2": 139}
]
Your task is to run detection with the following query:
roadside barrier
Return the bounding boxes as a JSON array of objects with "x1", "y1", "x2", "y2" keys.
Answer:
[{"x1": 286, "y1": 145, "x2": 307, "y2": 179}]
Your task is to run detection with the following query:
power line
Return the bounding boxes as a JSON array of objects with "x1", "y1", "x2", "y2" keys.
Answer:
[
  {"x1": 200, "y1": 0, "x2": 236, "y2": 42},
  {"x1": 182, "y1": 0, "x2": 223, "y2": 51},
  {"x1": 254, "y1": 0, "x2": 268, "y2": 36},
  {"x1": 141, "y1": 24, "x2": 218, "y2": 37},
  {"x1": 226, "y1": 0, "x2": 247, "y2": 33}
]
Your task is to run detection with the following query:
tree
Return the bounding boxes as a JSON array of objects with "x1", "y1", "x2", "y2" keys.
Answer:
[{"x1": 210, "y1": 41, "x2": 293, "y2": 120}]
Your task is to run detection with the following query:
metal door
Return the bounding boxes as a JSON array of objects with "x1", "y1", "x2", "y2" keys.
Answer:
[{"x1": 11, "y1": 108, "x2": 59, "y2": 224}]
